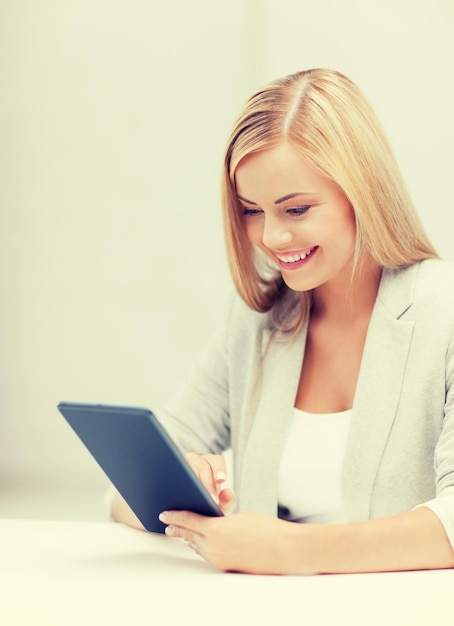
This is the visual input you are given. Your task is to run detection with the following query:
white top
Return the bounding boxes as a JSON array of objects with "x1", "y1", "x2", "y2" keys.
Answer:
[{"x1": 278, "y1": 408, "x2": 352, "y2": 524}]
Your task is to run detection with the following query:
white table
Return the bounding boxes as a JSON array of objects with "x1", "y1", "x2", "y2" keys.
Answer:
[{"x1": 0, "y1": 519, "x2": 452, "y2": 625}]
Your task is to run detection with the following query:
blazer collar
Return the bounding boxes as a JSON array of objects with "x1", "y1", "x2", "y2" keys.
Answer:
[{"x1": 375, "y1": 263, "x2": 419, "y2": 319}]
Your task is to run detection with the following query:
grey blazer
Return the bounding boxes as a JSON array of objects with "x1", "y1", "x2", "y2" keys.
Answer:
[{"x1": 160, "y1": 259, "x2": 454, "y2": 549}]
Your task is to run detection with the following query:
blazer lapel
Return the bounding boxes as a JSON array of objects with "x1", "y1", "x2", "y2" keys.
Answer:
[
  {"x1": 343, "y1": 265, "x2": 419, "y2": 520},
  {"x1": 238, "y1": 322, "x2": 308, "y2": 514}
]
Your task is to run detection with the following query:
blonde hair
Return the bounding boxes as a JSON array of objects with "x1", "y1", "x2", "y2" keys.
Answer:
[{"x1": 221, "y1": 68, "x2": 438, "y2": 332}]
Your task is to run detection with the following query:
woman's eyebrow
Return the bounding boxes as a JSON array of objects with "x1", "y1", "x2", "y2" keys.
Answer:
[
  {"x1": 274, "y1": 192, "x2": 311, "y2": 204},
  {"x1": 237, "y1": 194, "x2": 257, "y2": 205},
  {"x1": 237, "y1": 192, "x2": 311, "y2": 206}
]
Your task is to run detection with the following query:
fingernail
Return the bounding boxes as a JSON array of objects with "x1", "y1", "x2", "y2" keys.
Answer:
[
  {"x1": 165, "y1": 525, "x2": 175, "y2": 536},
  {"x1": 215, "y1": 471, "x2": 227, "y2": 482},
  {"x1": 159, "y1": 512, "x2": 167, "y2": 522}
]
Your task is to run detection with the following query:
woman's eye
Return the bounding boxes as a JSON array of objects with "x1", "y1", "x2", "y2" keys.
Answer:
[
  {"x1": 286, "y1": 206, "x2": 311, "y2": 216},
  {"x1": 242, "y1": 208, "x2": 263, "y2": 217}
]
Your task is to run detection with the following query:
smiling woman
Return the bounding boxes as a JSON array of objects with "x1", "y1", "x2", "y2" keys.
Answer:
[
  {"x1": 235, "y1": 142, "x2": 358, "y2": 296},
  {"x1": 110, "y1": 69, "x2": 454, "y2": 575},
  {"x1": 222, "y1": 69, "x2": 437, "y2": 332}
]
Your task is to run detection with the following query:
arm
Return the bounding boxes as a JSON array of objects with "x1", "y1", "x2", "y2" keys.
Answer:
[
  {"x1": 291, "y1": 506, "x2": 454, "y2": 574},
  {"x1": 159, "y1": 505, "x2": 454, "y2": 574}
]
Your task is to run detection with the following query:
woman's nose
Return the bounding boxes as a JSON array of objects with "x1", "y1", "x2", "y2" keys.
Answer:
[{"x1": 261, "y1": 216, "x2": 293, "y2": 249}]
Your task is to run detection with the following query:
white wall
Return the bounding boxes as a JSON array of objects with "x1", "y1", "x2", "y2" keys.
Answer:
[
  {"x1": 0, "y1": 0, "x2": 251, "y2": 490},
  {"x1": 0, "y1": 0, "x2": 452, "y2": 512}
]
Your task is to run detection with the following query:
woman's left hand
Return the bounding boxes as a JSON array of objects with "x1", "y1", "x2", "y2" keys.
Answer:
[{"x1": 158, "y1": 509, "x2": 295, "y2": 574}]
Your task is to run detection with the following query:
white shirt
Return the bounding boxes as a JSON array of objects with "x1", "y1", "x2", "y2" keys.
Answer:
[{"x1": 278, "y1": 408, "x2": 352, "y2": 524}]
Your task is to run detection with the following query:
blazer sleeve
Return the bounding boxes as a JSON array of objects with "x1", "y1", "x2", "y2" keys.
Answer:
[
  {"x1": 417, "y1": 326, "x2": 454, "y2": 550},
  {"x1": 155, "y1": 295, "x2": 236, "y2": 456}
]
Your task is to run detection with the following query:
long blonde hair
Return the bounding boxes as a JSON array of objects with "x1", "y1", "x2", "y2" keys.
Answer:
[{"x1": 222, "y1": 69, "x2": 438, "y2": 333}]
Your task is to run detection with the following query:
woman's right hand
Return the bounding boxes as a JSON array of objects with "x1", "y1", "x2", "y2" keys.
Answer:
[{"x1": 185, "y1": 452, "x2": 236, "y2": 515}]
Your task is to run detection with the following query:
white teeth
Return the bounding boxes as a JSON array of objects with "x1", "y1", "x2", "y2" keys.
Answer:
[{"x1": 278, "y1": 249, "x2": 313, "y2": 263}]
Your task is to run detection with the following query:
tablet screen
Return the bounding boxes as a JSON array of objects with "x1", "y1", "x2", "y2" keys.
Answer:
[{"x1": 57, "y1": 402, "x2": 224, "y2": 533}]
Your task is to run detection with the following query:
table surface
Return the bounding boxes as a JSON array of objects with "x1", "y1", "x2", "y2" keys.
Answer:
[{"x1": 0, "y1": 518, "x2": 452, "y2": 626}]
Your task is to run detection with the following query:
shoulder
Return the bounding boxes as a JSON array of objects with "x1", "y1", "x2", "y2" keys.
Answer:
[
  {"x1": 413, "y1": 259, "x2": 454, "y2": 307},
  {"x1": 415, "y1": 257, "x2": 454, "y2": 282},
  {"x1": 226, "y1": 288, "x2": 302, "y2": 336},
  {"x1": 381, "y1": 259, "x2": 454, "y2": 312},
  {"x1": 384, "y1": 260, "x2": 454, "y2": 336},
  {"x1": 225, "y1": 290, "x2": 274, "y2": 340}
]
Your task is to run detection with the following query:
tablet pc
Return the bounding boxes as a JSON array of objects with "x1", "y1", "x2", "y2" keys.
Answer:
[{"x1": 57, "y1": 402, "x2": 224, "y2": 533}]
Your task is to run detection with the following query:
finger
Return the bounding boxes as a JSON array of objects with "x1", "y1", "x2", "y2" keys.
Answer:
[
  {"x1": 185, "y1": 453, "x2": 218, "y2": 501},
  {"x1": 185, "y1": 453, "x2": 226, "y2": 503},
  {"x1": 159, "y1": 509, "x2": 206, "y2": 534},
  {"x1": 183, "y1": 539, "x2": 200, "y2": 555},
  {"x1": 203, "y1": 454, "x2": 228, "y2": 487},
  {"x1": 218, "y1": 487, "x2": 237, "y2": 514},
  {"x1": 164, "y1": 524, "x2": 193, "y2": 540},
  {"x1": 196, "y1": 453, "x2": 228, "y2": 493}
]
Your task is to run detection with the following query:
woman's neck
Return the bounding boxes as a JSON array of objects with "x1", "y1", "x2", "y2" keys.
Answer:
[{"x1": 310, "y1": 257, "x2": 382, "y2": 324}]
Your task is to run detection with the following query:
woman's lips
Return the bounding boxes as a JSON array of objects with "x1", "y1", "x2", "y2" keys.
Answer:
[{"x1": 275, "y1": 246, "x2": 318, "y2": 270}]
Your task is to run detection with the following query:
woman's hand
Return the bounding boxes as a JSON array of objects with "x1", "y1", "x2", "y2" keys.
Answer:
[
  {"x1": 110, "y1": 452, "x2": 235, "y2": 530},
  {"x1": 158, "y1": 509, "x2": 296, "y2": 574},
  {"x1": 185, "y1": 452, "x2": 236, "y2": 514}
]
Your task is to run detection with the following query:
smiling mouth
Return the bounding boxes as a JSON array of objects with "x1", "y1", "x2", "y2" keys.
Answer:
[{"x1": 276, "y1": 246, "x2": 318, "y2": 266}]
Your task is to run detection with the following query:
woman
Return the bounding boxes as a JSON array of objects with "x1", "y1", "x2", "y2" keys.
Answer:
[{"x1": 112, "y1": 69, "x2": 454, "y2": 574}]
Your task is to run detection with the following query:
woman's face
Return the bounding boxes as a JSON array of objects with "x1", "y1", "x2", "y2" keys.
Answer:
[{"x1": 235, "y1": 142, "x2": 357, "y2": 295}]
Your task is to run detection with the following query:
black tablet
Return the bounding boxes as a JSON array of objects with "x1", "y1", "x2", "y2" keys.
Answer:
[{"x1": 57, "y1": 402, "x2": 224, "y2": 533}]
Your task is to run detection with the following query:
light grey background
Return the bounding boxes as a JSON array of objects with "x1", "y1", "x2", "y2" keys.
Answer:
[{"x1": 1, "y1": 0, "x2": 453, "y2": 521}]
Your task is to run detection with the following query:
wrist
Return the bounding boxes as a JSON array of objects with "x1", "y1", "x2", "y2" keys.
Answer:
[{"x1": 274, "y1": 519, "x2": 316, "y2": 575}]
